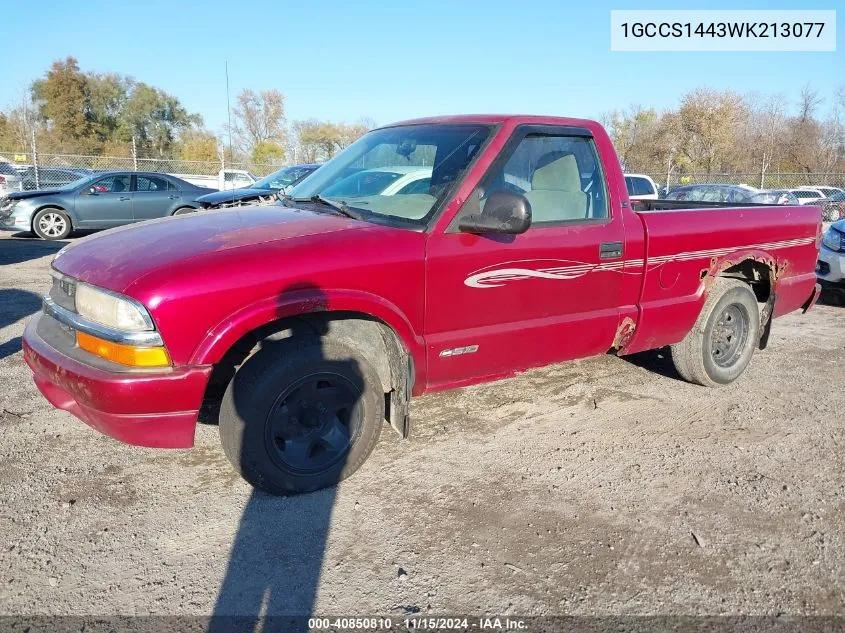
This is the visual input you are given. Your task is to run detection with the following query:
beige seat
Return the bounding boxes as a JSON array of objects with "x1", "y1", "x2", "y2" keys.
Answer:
[{"x1": 524, "y1": 153, "x2": 587, "y2": 222}]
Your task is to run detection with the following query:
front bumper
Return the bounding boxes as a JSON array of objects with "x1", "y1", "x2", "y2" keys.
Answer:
[
  {"x1": 23, "y1": 313, "x2": 213, "y2": 448},
  {"x1": 817, "y1": 244, "x2": 845, "y2": 285},
  {"x1": 0, "y1": 206, "x2": 34, "y2": 231}
]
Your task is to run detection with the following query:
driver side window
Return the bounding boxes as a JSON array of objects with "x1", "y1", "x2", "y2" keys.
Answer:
[
  {"x1": 475, "y1": 133, "x2": 608, "y2": 225},
  {"x1": 91, "y1": 175, "x2": 131, "y2": 193}
]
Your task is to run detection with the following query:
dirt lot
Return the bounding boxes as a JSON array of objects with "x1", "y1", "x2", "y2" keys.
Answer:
[{"x1": 0, "y1": 231, "x2": 843, "y2": 618}]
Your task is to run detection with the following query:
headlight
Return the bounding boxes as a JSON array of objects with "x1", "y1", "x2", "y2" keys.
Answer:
[
  {"x1": 822, "y1": 228, "x2": 844, "y2": 252},
  {"x1": 75, "y1": 284, "x2": 153, "y2": 332}
]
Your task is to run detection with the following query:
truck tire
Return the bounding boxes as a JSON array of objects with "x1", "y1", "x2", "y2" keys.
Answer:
[
  {"x1": 671, "y1": 278, "x2": 760, "y2": 387},
  {"x1": 218, "y1": 337, "x2": 383, "y2": 495},
  {"x1": 32, "y1": 208, "x2": 72, "y2": 240}
]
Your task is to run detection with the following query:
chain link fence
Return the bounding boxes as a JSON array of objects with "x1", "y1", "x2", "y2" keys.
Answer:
[
  {"x1": 0, "y1": 150, "x2": 288, "y2": 191},
  {"x1": 4, "y1": 149, "x2": 845, "y2": 198},
  {"x1": 644, "y1": 172, "x2": 845, "y2": 189}
]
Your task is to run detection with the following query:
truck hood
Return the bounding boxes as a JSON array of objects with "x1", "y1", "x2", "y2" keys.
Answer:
[{"x1": 52, "y1": 206, "x2": 361, "y2": 293}]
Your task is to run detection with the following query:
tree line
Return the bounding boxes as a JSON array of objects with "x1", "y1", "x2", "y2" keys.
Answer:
[
  {"x1": 602, "y1": 85, "x2": 845, "y2": 186},
  {"x1": 0, "y1": 57, "x2": 372, "y2": 166}
]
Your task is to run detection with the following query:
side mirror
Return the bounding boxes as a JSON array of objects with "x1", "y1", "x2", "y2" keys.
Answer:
[
  {"x1": 87, "y1": 186, "x2": 98, "y2": 195},
  {"x1": 458, "y1": 190, "x2": 531, "y2": 235}
]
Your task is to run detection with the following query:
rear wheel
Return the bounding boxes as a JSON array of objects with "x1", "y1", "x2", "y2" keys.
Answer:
[
  {"x1": 219, "y1": 337, "x2": 383, "y2": 495},
  {"x1": 671, "y1": 278, "x2": 760, "y2": 386},
  {"x1": 32, "y1": 208, "x2": 72, "y2": 240}
]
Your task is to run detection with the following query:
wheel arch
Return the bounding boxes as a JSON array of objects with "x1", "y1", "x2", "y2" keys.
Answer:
[
  {"x1": 194, "y1": 291, "x2": 423, "y2": 438},
  {"x1": 706, "y1": 251, "x2": 780, "y2": 349},
  {"x1": 31, "y1": 204, "x2": 71, "y2": 229}
]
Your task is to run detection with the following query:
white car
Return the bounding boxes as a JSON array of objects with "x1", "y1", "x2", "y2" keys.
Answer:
[
  {"x1": 0, "y1": 161, "x2": 23, "y2": 196},
  {"x1": 789, "y1": 188, "x2": 825, "y2": 205},
  {"x1": 798, "y1": 185, "x2": 842, "y2": 198},
  {"x1": 171, "y1": 169, "x2": 257, "y2": 191},
  {"x1": 624, "y1": 173, "x2": 658, "y2": 200},
  {"x1": 322, "y1": 166, "x2": 432, "y2": 198},
  {"x1": 818, "y1": 220, "x2": 845, "y2": 292}
]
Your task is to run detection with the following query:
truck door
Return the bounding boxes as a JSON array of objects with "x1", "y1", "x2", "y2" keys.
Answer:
[{"x1": 424, "y1": 126, "x2": 629, "y2": 389}]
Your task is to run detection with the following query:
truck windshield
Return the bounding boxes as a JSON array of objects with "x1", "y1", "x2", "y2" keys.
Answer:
[{"x1": 289, "y1": 124, "x2": 491, "y2": 227}]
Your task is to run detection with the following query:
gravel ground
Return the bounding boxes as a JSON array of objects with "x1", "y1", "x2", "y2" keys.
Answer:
[{"x1": 0, "y1": 231, "x2": 844, "y2": 618}]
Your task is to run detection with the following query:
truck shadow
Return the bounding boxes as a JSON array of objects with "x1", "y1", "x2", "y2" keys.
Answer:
[
  {"x1": 0, "y1": 289, "x2": 43, "y2": 359},
  {"x1": 617, "y1": 347, "x2": 684, "y2": 381},
  {"x1": 818, "y1": 287, "x2": 845, "y2": 307},
  {"x1": 209, "y1": 283, "x2": 360, "y2": 632}
]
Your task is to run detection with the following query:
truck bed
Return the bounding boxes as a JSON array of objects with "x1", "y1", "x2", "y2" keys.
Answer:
[{"x1": 621, "y1": 201, "x2": 821, "y2": 354}]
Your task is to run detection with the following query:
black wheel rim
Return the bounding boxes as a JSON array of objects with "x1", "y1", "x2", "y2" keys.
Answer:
[
  {"x1": 264, "y1": 372, "x2": 363, "y2": 475},
  {"x1": 710, "y1": 304, "x2": 750, "y2": 368}
]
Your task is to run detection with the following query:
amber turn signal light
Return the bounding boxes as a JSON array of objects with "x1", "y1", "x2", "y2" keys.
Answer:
[{"x1": 76, "y1": 331, "x2": 171, "y2": 367}]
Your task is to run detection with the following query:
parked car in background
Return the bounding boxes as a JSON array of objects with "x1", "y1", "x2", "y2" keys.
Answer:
[
  {"x1": 818, "y1": 219, "x2": 845, "y2": 296},
  {"x1": 741, "y1": 189, "x2": 800, "y2": 205},
  {"x1": 320, "y1": 166, "x2": 432, "y2": 198},
  {"x1": 0, "y1": 171, "x2": 214, "y2": 240},
  {"x1": 658, "y1": 184, "x2": 679, "y2": 198},
  {"x1": 819, "y1": 191, "x2": 845, "y2": 223},
  {"x1": 173, "y1": 169, "x2": 256, "y2": 191},
  {"x1": 665, "y1": 183, "x2": 758, "y2": 203},
  {"x1": 798, "y1": 185, "x2": 842, "y2": 198},
  {"x1": 197, "y1": 164, "x2": 321, "y2": 209},
  {"x1": 21, "y1": 167, "x2": 93, "y2": 191},
  {"x1": 624, "y1": 173, "x2": 658, "y2": 200},
  {"x1": 789, "y1": 188, "x2": 825, "y2": 205},
  {"x1": 0, "y1": 161, "x2": 23, "y2": 195}
]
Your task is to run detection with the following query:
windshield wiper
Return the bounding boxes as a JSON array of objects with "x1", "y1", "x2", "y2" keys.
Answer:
[{"x1": 296, "y1": 195, "x2": 365, "y2": 221}]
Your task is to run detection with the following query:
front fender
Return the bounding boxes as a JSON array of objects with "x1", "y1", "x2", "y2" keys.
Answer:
[
  {"x1": 34, "y1": 198, "x2": 73, "y2": 221},
  {"x1": 188, "y1": 287, "x2": 427, "y2": 386}
]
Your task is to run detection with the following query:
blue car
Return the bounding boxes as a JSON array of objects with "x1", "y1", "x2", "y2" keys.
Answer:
[
  {"x1": 0, "y1": 171, "x2": 214, "y2": 240},
  {"x1": 196, "y1": 164, "x2": 321, "y2": 209}
]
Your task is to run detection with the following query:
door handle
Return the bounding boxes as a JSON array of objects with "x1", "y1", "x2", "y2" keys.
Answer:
[
  {"x1": 168, "y1": 195, "x2": 180, "y2": 200},
  {"x1": 119, "y1": 196, "x2": 131, "y2": 201},
  {"x1": 599, "y1": 241, "x2": 623, "y2": 259}
]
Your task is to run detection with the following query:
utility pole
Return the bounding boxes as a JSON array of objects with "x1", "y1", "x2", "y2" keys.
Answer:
[
  {"x1": 132, "y1": 135, "x2": 138, "y2": 171},
  {"x1": 31, "y1": 127, "x2": 39, "y2": 190}
]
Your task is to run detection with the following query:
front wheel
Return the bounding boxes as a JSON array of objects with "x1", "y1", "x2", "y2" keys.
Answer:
[
  {"x1": 32, "y1": 208, "x2": 72, "y2": 240},
  {"x1": 218, "y1": 337, "x2": 383, "y2": 495},
  {"x1": 671, "y1": 278, "x2": 760, "y2": 387},
  {"x1": 172, "y1": 207, "x2": 197, "y2": 216}
]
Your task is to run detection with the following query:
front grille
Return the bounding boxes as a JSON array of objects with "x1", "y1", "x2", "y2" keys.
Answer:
[{"x1": 816, "y1": 260, "x2": 831, "y2": 275}]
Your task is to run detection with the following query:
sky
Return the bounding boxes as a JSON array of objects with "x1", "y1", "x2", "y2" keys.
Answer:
[{"x1": 1, "y1": 0, "x2": 841, "y2": 134}]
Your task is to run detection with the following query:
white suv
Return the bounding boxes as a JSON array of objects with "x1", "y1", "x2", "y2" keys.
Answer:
[
  {"x1": 790, "y1": 188, "x2": 825, "y2": 205},
  {"x1": 798, "y1": 185, "x2": 842, "y2": 198},
  {"x1": 818, "y1": 220, "x2": 845, "y2": 292},
  {"x1": 624, "y1": 174, "x2": 658, "y2": 200}
]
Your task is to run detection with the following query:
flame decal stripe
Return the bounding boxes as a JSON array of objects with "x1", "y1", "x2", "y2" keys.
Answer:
[{"x1": 464, "y1": 238, "x2": 815, "y2": 289}]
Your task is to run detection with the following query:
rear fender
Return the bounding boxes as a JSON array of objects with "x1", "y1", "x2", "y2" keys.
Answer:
[{"x1": 620, "y1": 249, "x2": 780, "y2": 355}]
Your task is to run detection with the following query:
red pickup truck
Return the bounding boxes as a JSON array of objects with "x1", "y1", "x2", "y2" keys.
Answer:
[{"x1": 22, "y1": 115, "x2": 822, "y2": 495}]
